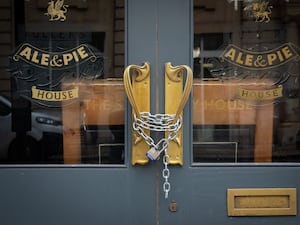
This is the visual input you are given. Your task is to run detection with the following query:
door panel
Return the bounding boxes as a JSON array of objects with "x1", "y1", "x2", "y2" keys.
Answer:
[
  {"x1": 158, "y1": 166, "x2": 300, "y2": 225},
  {"x1": 0, "y1": 169, "x2": 132, "y2": 225}
]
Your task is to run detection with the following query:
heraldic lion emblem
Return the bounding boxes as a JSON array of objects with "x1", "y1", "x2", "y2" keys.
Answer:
[
  {"x1": 44, "y1": 0, "x2": 69, "y2": 22},
  {"x1": 244, "y1": 1, "x2": 273, "y2": 23}
]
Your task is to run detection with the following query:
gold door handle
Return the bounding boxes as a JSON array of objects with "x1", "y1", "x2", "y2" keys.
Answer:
[
  {"x1": 123, "y1": 62, "x2": 151, "y2": 165},
  {"x1": 165, "y1": 62, "x2": 193, "y2": 165},
  {"x1": 123, "y1": 62, "x2": 192, "y2": 165}
]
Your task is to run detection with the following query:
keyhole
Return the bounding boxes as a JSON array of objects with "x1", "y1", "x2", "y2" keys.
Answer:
[{"x1": 168, "y1": 201, "x2": 177, "y2": 212}]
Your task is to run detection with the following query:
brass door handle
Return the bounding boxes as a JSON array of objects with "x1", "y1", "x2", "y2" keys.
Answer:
[
  {"x1": 123, "y1": 62, "x2": 151, "y2": 165},
  {"x1": 165, "y1": 62, "x2": 193, "y2": 165},
  {"x1": 123, "y1": 62, "x2": 192, "y2": 165}
]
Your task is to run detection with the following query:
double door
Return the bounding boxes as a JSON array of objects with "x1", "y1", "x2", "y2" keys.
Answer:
[{"x1": 0, "y1": 0, "x2": 299, "y2": 225}]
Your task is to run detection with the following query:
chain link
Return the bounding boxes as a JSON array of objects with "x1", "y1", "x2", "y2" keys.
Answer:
[
  {"x1": 132, "y1": 112, "x2": 182, "y2": 198},
  {"x1": 162, "y1": 149, "x2": 170, "y2": 198},
  {"x1": 123, "y1": 63, "x2": 192, "y2": 199},
  {"x1": 135, "y1": 112, "x2": 182, "y2": 132},
  {"x1": 133, "y1": 112, "x2": 182, "y2": 150}
]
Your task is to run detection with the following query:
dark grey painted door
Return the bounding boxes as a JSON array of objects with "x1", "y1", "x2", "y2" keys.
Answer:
[
  {"x1": 126, "y1": 0, "x2": 193, "y2": 224},
  {"x1": 127, "y1": 0, "x2": 300, "y2": 225}
]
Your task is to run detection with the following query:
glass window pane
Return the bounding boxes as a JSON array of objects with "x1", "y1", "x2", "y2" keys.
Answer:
[
  {"x1": 193, "y1": 0, "x2": 300, "y2": 163},
  {"x1": 0, "y1": 0, "x2": 125, "y2": 165}
]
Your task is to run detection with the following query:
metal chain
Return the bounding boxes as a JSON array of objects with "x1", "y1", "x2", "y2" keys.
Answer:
[
  {"x1": 133, "y1": 112, "x2": 182, "y2": 153},
  {"x1": 123, "y1": 63, "x2": 192, "y2": 199},
  {"x1": 133, "y1": 112, "x2": 182, "y2": 198},
  {"x1": 135, "y1": 112, "x2": 181, "y2": 132},
  {"x1": 162, "y1": 145, "x2": 171, "y2": 199}
]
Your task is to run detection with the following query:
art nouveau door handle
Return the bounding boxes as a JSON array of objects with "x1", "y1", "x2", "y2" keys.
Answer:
[
  {"x1": 164, "y1": 62, "x2": 193, "y2": 165},
  {"x1": 123, "y1": 62, "x2": 151, "y2": 165},
  {"x1": 123, "y1": 62, "x2": 192, "y2": 165}
]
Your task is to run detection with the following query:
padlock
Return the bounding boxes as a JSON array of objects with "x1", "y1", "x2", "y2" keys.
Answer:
[{"x1": 146, "y1": 147, "x2": 161, "y2": 161}]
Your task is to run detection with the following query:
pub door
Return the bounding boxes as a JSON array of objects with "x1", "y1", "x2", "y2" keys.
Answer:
[
  {"x1": 0, "y1": 0, "x2": 300, "y2": 225},
  {"x1": 127, "y1": 0, "x2": 300, "y2": 225}
]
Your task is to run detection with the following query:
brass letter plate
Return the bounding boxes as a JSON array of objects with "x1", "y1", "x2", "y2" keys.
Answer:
[{"x1": 227, "y1": 188, "x2": 297, "y2": 216}]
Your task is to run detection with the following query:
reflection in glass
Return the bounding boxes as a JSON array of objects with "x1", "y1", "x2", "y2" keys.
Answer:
[
  {"x1": 193, "y1": 0, "x2": 300, "y2": 163},
  {"x1": 0, "y1": 0, "x2": 125, "y2": 165}
]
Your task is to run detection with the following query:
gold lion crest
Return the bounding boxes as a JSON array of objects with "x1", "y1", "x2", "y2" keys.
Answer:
[
  {"x1": 44, "y1": 0, "x2": 69, "y2": 22},
  {"x1": 244, "y1": 1, "x2": 273, "y2": 23}
]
